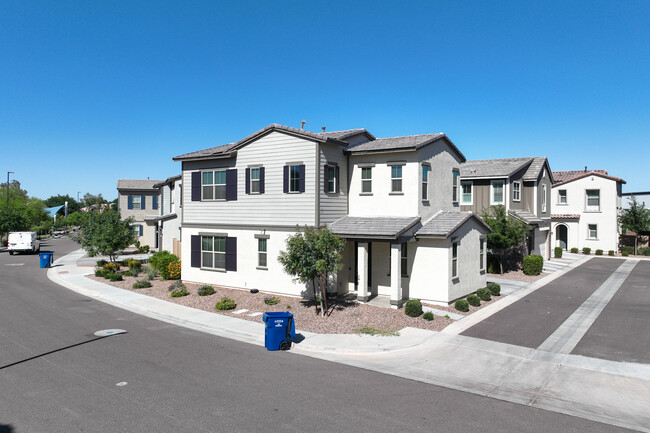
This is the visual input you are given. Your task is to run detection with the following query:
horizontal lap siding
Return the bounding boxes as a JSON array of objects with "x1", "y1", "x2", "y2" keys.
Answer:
[
  {"x1": 182, "y1": 132, "x2": 317, "y2": 226},
  {"x1": 320, "y1": 143, "x2": 348, "y2": 224}
]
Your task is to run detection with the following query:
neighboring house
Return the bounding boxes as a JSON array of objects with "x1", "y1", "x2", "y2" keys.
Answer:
[
  {"x1": 551, "y1": 169, "x2": 625, "y2": 252},
  {"x1": 152, "y1": 175, "x2": 182, "y2": 256},
  {"x1": 117, "y1": 179, "x2": 163, "y2": 249},
  {"x1": 173, "y1": 124, "x2": 490, "y2": 307},
  {"x1": 622, "y1": 191, "x2": 650, "y2": 209},
  {"x1": 459, "y1": 157, "x2": 553, "y2": 259}
]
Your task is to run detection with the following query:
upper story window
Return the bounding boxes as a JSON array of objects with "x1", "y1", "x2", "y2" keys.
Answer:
[
  {"x1": 421, "y1": 164, "x2": 430, "y2": 200},
  {"x1": 558, "y1": 189, "x2": 567, "y2": 204},
  {"x1": 452, "y1": 169, "x2": 460, "y2": 202},
  {"x1": 479, "y1": 238, "x2": 486, "y2": 271},
  {"x1": 325, "y1": 165, "x2": 337, "y2": 193},
  {"x1": 202, "y1": 170, "x2": 226, "y2": 200},
  {"x1": 391, "y1": 165, "x2": 402, "y2": 193},
  {"x1": 131, "y1": 195, "x2": 142, "y2": 210},
  {"x1": 586, "y1": 189, "x2": 600, "y2": 211},
  {"x1": 461, "y1": 181, "x2": 473, "y2": 205},
  {"x1": 542, "y1": 184, "x2": 547, "y2": 212},
  {"x1": 289, "y1": 165, "x2": 301, "y2": 193},
  {"x1": 361, "y1": 167, "x2": 372, "y2": 193},
  {"x1": 250, "y1": 168, "x2": 261, "y2": 194},
  {"x1": 491, "y1": 180, "x2": 504, "y2": 205},
  {"x1": 512, "y1": 182, "x2": 521, "y2": 202}
]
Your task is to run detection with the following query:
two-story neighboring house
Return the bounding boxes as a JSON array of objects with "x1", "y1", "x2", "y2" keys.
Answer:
[
  {"x1": 459, "y1": 157, "x2": 553, "y2": 259},
  {"x1": 152, "y1": 175, "x2": 182, "y2": 256},
  {"x1": 551, "y1": 169, "x2": 625, "y2": 252},
  {"x1": 117, "y1": 179, "x2": 163, "y2": 249},
  {"x1": 173, "y1": 124, "x2": 490, "y2": 307}
]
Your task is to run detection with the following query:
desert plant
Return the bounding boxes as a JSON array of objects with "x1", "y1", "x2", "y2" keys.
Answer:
[
  {"x1": 621, "y1": 246, "x2": 634, "y2": 255},
  {"x1": 96, "y1": 259, "x2": 108, "y2": 267},
  {"x1": 595, "y1": 249, "x2": 603, "y2": 256},
  {"x1": 467, "y1": 294, "x2": 481, "y2": 307},
  {"x1": 582, "y1": 247, "x2": 591, "y2": 255},
  {"x1": 522, "y1": 255, "x2": 543, "y2": 276},
  {"x1": 487, "y1": 282, "x2": 501, "y2": 296},
  {"x1": 404, "y1": 299, "x2": 423, "y2": 317},
  {"x1": 476, "y1": 288, "x2": 491, "y2": 302},
  {"x1": 170, "y1": 285, "x2": 189, "y2": 297},
  {"x1": 167, "y1": 261, "x2": 181, "y2": 280},
  {"x1": 108, "y1": 272, "x2": 123, "y2": 282},
  {"x1": 138, "y1": 244, "x2": 150, "y2": 254},
  {"x1": 215, "y1": 297, "x2": 237, "y2": 310},
  {"x1": 638, "y1": 247, "x2": 650, "y2": 256},
  {"x1": 623, "y1": 251, "x2": 629, "y2": 257},
  {"x1": 197, "y1": 285, "x2": 216, "y2": 296},
  {"x1": 454, "y1": 299, "x2": 469, "y2": 312},
  {"x1": 94, "y1": 268, "x2": 105, "y2": 277},
  {"x1": 423, "y1": 311, "x2": 434, "y2": 321},
  {"x1": 570, "y1": 247, "x2": 579, "y2": 253},
  {"x1": 168, "y1": 281, "x2": 186, "y2": 292},
  {"x1": 554, "y1": 247, "x2": 563, "y2": 258},
  {"x1": 104, "y1": 261, "x2": 120, "y2": 272},
  {"x1": 608, "y1": 250, "x2": 615, "y2": 256},
  {"x1": 264, "y1": 296, "x2": 281, "y2": 305},
  {"x1": 132, "y1": 279, "x2": 152, "y2": 289},
  {"x1": 144, "y1": 266, "x2": 159, "y2": 281},
  {"x1": 149, "y1": 250, "x2": 180, "y2": 279}
]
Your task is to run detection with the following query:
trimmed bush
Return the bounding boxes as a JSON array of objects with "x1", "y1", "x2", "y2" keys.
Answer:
[
  {"x1": 108, "y1": 272, "x2": 123, "y2": 282},
  {"x1": 622, "y1": 251, "x2": 629, "y2": 257},
  {"x1": 582, "y1": 247, "x2": 591, "y2": 255},
  {"x1": 522, "y1": 255, "x2": 544, "y2": 276},
  {"x1": 621, "y1": 246, "x2": 634, "y2": 255},
  {"x1": 133, "y1": 279, "x2": 152, "y2": 289},
  {"x1": 264, "y1": 296, "x2": 281, "y2": 305},
  {"x1": 467, "y1": 294, "x2": 480, "y2": 307},
  {"x1": 476, "y1": 288, "x2": 491, "y2": 302},
  {"x1": 197, "y1": 285, "x2": 216, "y2": 296},
  {"x1": 570, "y1": 247, "x2": 579, "y2": 253},
  {"x1": 216, "y1": 297, "x2": 236, "y2": 310},
  {"x1": 125, "y1": 259, "x2": 142, "y2": 270},
  {"x1": 454, "y1": 299, "x2": 469, "y2": 312},
  {"x1": 554, "y1": 247, "x2": 563, "y2": 258},
  {"x1": 423, "y1": 311, "x2": 434, "y2": 321},
  {"x1": 170, "y1": 285, "x2": 189, "y2": 297},
  {"x1": 595, "y1": 249, "x2": 603, "y2": 256},
  {"x1": 404, "y1": 299, "x2": 423, "y2": 317},
  {"x1": 608, "y1": 250, "x2": 615, "y2": 256},
  {"x1": 138, "y1": 245, "x2": 150, "y2": 254},
  {"x1": 487, "y1": 282, "x2": 501, "y2": 296},
  {"x1": 168, "y1": 281, "x2": 185, "y2": 292},
  {"x1": 104, "y1": 262, "x2": 120, "y2": 272},
  {"x1": 639, "y1": 247, "x2": 650, "y2": 256},
  {"x1": 149, "y1": 251, "x2": 180, "y2": 279},
  {"x1": 94, "y1": 268, "x2": 105, "y2": 277}
]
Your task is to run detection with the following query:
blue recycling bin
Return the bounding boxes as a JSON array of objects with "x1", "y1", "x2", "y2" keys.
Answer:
[
  {"x1": 262, "y1": 311, "x2": 295, "y2": 351},
  {"x1": 39, "y1": 252, "x2": 53, "y2": 268}
]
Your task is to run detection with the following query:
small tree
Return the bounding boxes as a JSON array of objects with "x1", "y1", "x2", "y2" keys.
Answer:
[
  {"x1": 481, "y1": 205, "x2": 529, "y2": 274},
  {"x1": 619, "y1": 195, "x2": 650, "y2": 255},
  {"x1": 77, "y1": 209, "x2": 136, "y2": 262},
  {"x1": 278, "y1": 226, "x2": 346, "y2": 316}
]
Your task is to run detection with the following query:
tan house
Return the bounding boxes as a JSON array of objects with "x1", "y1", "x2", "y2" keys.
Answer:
[{"x1": 117, "y1": 179, "x2": 163, "y2": 250}]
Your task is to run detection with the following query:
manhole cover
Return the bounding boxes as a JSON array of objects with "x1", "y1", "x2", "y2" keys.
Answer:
[{"x1": 94, "y1": 329, "x2": 127, "y2": 337}]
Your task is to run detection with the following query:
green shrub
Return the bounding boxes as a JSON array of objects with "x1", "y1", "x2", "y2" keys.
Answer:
[
  {"x1": 264, "y1": 296, "x2": 280, "y2": 305},
  {"x1": 622, "y1": 251, "x2": 629, "y2": 257},
  {"x1": 96, "y1": 259, "x2": 108, "y2": 267},
  {"x1": 125, "y1": 259, "x2": 142, "y2": 270},
  {"x1": 582, "y1": 247, "x2": 591, "y2": 255},
  {"x1": 404, "y1": 299, "x2": 423, "y2": 317},
  {"x1": 168, "y1": 281, "x2": 186, "y2": 292},
  {"x1": 554, "y1": 247, "x2": 563, "y2": 259},
  {"x1": 94, "y1": 268, "x2": 105, "y2": 277},
  {"x1": 170, "y1": 285, "x2": 189, "y2": 297},
  {"x1": 103, "y1": 261, "x2": 120, "y2": 272},
  {"x1": 522, "y1": 255, "x2": 543, "y2": 276},
  {"x1": 570, "y1": 247, "x2": 579, "y2": 253},
  {"x1": 144, "y1": 266, "x2": 159, "y2": 281},
  {"x1": 454, "y1": 299, "x2": 469, "y2": 312},
  {"x1": 423, "y1": 311, "x2": 434, "y2": 321},
  {"x1": 608, "y1": 250, "x2": 615, "y2": 256},
  {"x1": 595, "y1": 249, "x2": 603, "y2": 256},
  {"x1": 149, "y1": 251, "x2": 180, "y2": 279},
  {"x1": 132, "y1": 279, "x2": 152, "y2": 289},
  {"x1": 467, "y1": 294, "x2": 480, "y2": 307},
  {"x1": 216, "y1": 297, "x2": 237, "y2": 310},
  {"x1": 108, "y1": 272, "x2": 123, "y2": 282},
  {"x1": 476, "y1": 288, "x2": 491, "y2": 302},
  {"x1": 487, "y1": 282, "x2": 501, "y2": 296},
  {"x1": 639, "y1": 247, "x2": 650, "y2": 256},
  {"x1": 138, "y1": 245, "x2": 150, "y2": 254},
  {"x1": 621, "y1": 246, "x2": 634, "y2": 255},
  {"x1": 197, "y1": 285, "x2": 216, "y2": 296},
  {"x1": 486, "y1": 253, "x2": 500, "y2": 274}
]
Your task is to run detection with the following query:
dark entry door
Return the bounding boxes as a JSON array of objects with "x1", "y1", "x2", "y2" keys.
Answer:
[{"x1": 557, "y1": 225, "x2": 568, "y2": 250}]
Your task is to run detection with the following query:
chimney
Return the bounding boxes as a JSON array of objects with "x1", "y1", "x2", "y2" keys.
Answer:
[
  {"x1": 584, "y1": 166, "x2": 587, "y2": 172},
  {"x1": 322, "y1": 126, "x2": 326, "y2": 133},
  {"x1": 300, "y1": 120, "x2": 306, "y2": 130}
]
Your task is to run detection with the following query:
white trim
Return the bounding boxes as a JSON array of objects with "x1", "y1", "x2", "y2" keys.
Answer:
[
  {"x1": 512, "y1": 181, "x2": 521, "y2": 202},
  {"x1": 461, "y1": 180, "x2": 473, "y2": 205},
  {"x1": 490, "y1": 180, "x2": 505, "y2": 205},
  {"x1": 533, "y1": 182, "x2": 538, "y2": 214}
]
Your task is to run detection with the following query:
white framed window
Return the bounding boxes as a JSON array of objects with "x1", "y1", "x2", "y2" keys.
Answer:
[
  {"x1": 421, "y1": 164, "x2": 430, "y2": 200},
  {"x1": 513, "y1": 181, "x2": 521, "y2": 202},
  {"x1": 542, "y1": 184, "x2": 547, "y2": 212},
  {"x1": 326, "y1": 165, "x2": 336, "y2": 193},
  {"x1": 588, "y1": 224, "x2": 598, "y2": 239},
  {"x1": 586, "y1": 189, "x2": 600, "y2": 211},
  {"x1": 250, "y1": 167, "x2": 261, "y2": 194},
  {"x1": 452, "y1": 169, "x2": 459, "y2": 202},
  {"x1": 390, "y1": 165, "x2": 403, "y2": 193},
  {"x1": 201, "y1": 236, "x2": 226, "y2": 270},
  {"x1": 401, "y1": 243, "x2": 408, "y2": 277},
  {"x1": 461, "y1": 181, "x2": 473, "y2": 205},
  {"x1": 361, "y1": 167, "x2": 372, "y2": 193},
  {"x1": 558, "y1": 189, "x2": 567, "y2": 204},
  {"x1": 288, "y1": 165, "x2": 301, "y2": 193},
  {"x1": 479, "y1": 238, "x2": 486, "y2": 271},
  {"x1": 491, "y1": 180, "x2": 504, "y2": 205},
  {"x1": 452, "y1": 239, "x2": 459, "y2": 279},
  {"x1": 131, "y1": 195, "x2": 142, "y2": 210},
  {"x1": 202, "y1": 170, "x2": 226, "y2": 200},
  {"x1": 258, "y1": 238, "x2": 267, "y2": 268}
]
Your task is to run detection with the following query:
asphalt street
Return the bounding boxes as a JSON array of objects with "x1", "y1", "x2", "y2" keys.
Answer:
[{"x1": 0, "y1": 238, "x2": 636, "y2": 432}]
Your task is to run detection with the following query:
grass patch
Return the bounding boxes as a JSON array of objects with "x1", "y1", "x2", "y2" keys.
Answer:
[{"x1": 358, "y1": 326, "x2": 400, "y2": 337}]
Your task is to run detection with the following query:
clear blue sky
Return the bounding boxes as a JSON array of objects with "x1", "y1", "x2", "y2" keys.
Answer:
[{"x1": 2, "y1": 0, "x2": 649, "y2": 201}]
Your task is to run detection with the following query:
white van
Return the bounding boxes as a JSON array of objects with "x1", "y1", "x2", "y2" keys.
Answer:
[{"x1": 8, "y1": 231, "x2": 40, "y2": 255}]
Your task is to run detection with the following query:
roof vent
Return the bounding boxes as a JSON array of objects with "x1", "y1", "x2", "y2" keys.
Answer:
[
  {"x1": 322, "y1": 126, "x2": 326, "y2": 133},
  {"x1": 584, "y1": 166, "x2": 587, "y2": 172},
  {"x1": 300, "y1": 120, "x2": 306, "y2": 130}
]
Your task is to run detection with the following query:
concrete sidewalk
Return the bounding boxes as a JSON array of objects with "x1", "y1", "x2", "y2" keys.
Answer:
[{"x1": 47, "y1": 249, "x2": 650, "y2": 432}]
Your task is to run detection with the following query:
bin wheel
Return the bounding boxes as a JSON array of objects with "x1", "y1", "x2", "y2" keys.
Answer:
[
  {"x1": 279, "y1": 341, "x2": 291, "y2": 351},
  {"x1": 9, "y1": 251, "x2": 13, "y2": 256}
]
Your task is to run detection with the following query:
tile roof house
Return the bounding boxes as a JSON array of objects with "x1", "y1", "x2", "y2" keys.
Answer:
[
  {"x1": 117, "y1": 179, "x2": 164, "y2": 250},
  {"x1": 172, "y1": 123, "x2": 490, "y2": 306}
]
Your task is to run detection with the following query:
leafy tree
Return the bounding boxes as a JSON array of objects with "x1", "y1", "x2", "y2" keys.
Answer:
[
  {"x1": 44, "y1": 194, "x2": 82, "y2": 214},
  {"x1": 278, "y1": 226, "x2": 346, "y2": 316},
  {"x1": 481, "y1": 205, "x2": 529, "y2": 274},
  {"x1": 77, "y1": 209, "x2": 136, "y2": 262},
  {"x1": 65, "y1": 211, "x2": 87, "y2": 227},
  {"x1": 0, "y1": 209, "x2": 28, "y2": 233},
  {"x1": 619, "y1": 195, "x2": 650, "y2": 255},
  {"x1": 0, "y1": 179, "x2": 48, "y2": 238},
  {"x1": 82, "y1": 193, "x2": 108, "y2": 207}
]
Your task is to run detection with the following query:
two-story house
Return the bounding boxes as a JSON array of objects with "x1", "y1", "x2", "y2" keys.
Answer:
[
  {"x1": 172, "y1": 124, "x2": 490, "y2": 307},
  {"x1": 459, "y1": 157, "x2": 553, "y2": 259},
  {"x1": 152, "y1": 175, "x2": 182, "y2": 256},
  {"x1": 117, "y1": 179, "x2": 163, "y2": 249},
  {"x1": 551, "y1": 169, "x2": 625, "y2": 252}
]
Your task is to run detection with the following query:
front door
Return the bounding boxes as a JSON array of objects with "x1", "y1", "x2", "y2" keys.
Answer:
[
  {"x1": 556, "y1": 225, "x2": 568, "y2": 250},
  {"x1": 353, "y1": 241, "x2": 372, "y2": 293}
]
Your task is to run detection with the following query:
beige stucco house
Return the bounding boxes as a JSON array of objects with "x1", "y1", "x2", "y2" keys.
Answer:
[{"x1": 117, "y1": 179, "x2": 163, "y2": 250}]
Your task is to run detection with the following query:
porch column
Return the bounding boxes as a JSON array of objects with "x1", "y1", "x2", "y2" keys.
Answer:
[
  {"x1": 390, "y1": 242, "x2": 404, "y2": 308},
  {"x1": 357, "y1": 242, "x2": 370, "y2": 302}
]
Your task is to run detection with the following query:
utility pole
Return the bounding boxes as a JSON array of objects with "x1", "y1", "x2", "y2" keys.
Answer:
[{"x1": 6, "y1": 171, "x2": 13, "y2": 211}]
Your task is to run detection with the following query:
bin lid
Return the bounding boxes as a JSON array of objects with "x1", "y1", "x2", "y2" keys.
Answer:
[{"x1": 262, "y1": 311, "x2": 293, "y2": 322}]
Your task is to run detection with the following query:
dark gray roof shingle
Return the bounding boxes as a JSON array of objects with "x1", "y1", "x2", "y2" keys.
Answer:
[
  {"x1": 460, "y1": 157, "x2": 533, "y2": 178},
  {"x1": 117, "y1": 179, "x2": 163, "y2": 191},
  {"x1": 415, "y1": 211, "x2": 490, "y2": 238},
  {"x1": 321, "y1": 129, "x2": 374, "y2": 140},
  {"x1": 328, "y1": 216, "x2": 420, "y2": 239}
]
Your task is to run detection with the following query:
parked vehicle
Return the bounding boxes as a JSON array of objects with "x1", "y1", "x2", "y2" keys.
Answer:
[{"x1": 8, "y1": 231, "x2": 40, "y2": 255}]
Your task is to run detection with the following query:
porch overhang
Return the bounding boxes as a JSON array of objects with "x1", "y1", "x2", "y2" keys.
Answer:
[
  {"x1": 415, "y1": 211, "x2": 491, "y2": 239},
  {"x1": 328, "y1": 216, "x2": 421, "y2": 241}
]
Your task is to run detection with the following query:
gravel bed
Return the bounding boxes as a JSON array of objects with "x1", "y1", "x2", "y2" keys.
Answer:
[
  {"x1": 487, "y1": 270, "x2": 548, "y2": 283},
  {"x1": 87, "y1": 269, "x2": 505, "y2": 335}
]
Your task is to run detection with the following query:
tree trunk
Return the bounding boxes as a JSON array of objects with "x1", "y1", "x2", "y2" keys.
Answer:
[{"x1": 320, "y1": 272, "x2": 328, "y2": 317}]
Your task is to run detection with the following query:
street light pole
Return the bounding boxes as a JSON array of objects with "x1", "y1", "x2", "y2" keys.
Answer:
[{"x1": 6, "y1": 171, "x2": 14, "y2": 211}]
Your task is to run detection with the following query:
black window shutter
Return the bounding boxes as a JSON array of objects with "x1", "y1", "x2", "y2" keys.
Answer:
[
  {"x1": 141, "y1": 195, "x2": 146, "y2": 210},
  {"x1": 128, "y1": 195, "x2": 133, "y2": 209},
  {"x1": 191, "y1": 235, "x2": 201, "y2": 268},
  {"x1": 283, "y1": 166, "x2": 289, "y2": 193},
  {"x1": 153, "y1": 195, "x2": 158, "y2": 210},
  {"x1": 139, "y1": 225, "x2": 143, "y2": 236},
  {"x1": 336, "y1": 165, "x2": 340, "y2": 193},
  {"x1": 299, "y1": 164, "x2": 305, "y2": 193},
  {"x1": 323, "y1": 165, "x2": 328, "y2": 193},
  {"x1": 259, "y1": 167, "x2": 265, "y2": 194},
  {"x1": 245, "y1": 168, "x2": 250, "y2": 195},
  {"x1": 226, "y1": 237, "x2": 237, "y2": 271},
  {"x1": 191, "y1": 172, "x2": 201, "y2": 201},
  {"x1": 226, "y1": 169, "x2": 237, "y2": 201}
]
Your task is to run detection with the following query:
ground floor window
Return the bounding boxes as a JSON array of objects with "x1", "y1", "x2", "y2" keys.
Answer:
[
  {"x1": 480, "y1": 238, "x2": 485, "y2": 271},
  {"x1": 452, "y1": 240, "x2": 459, "y2": 278},
  {"x1": 588, "y1": 224, "x2": 598, "y2": 239},
  {"x1": 401, "y1": 243, "x2": 408, "y2": 276},
  {"x1": 202, "y1": 236, "x2": 226, "y2": 269},
  {"x1": 258, "y1": 238, "x2": 267, "y2": 268}
]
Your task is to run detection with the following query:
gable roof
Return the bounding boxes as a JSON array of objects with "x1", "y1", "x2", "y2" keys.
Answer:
[
  {"x1": 552, "y1": 170, "x2": 626, "y2": 187},
  {"x1": 321, "y1": 128, "x2": 376, "y2": 141},
  {"x1": 344, "y1": 133, "x2": 466, "y2": 162},
  {"x1": 117, "y1": 179, "x2": 163, "y2": 191},
  {"x1": 415, "y1": 211, "x2": 491, "y2": 238},
  {"x1": 461, "y1": 156, "x2": 552, "y2": 182},
  {"x1": 153, "y1": 174, "x2": 182, "y2": 189}
]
